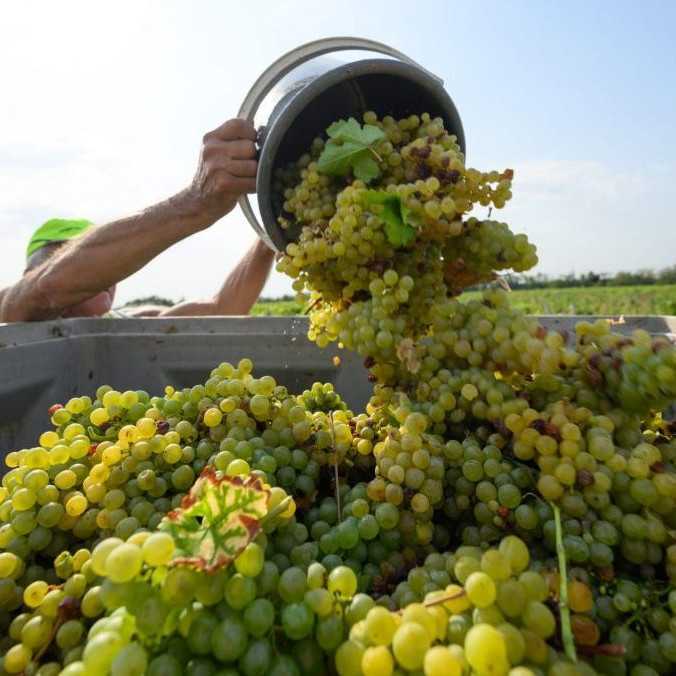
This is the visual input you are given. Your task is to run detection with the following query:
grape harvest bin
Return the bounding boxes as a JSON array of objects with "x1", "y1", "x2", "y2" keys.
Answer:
[{"x1": 0, "y1": 316, "x2": 674, "y2": 457}]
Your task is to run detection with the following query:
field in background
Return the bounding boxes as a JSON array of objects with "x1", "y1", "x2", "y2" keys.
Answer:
[{"x1": 251, "y1": 284, "x2": 676, "y2": 317}]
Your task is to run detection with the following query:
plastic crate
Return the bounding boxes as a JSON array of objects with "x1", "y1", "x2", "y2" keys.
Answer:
[{"x1": 0, "y1": 315, "x2": 674, "y2": 455}]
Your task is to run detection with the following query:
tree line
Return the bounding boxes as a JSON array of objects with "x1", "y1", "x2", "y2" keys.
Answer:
[{"x1": 499, "y1": 265, "x2": 676, "y2": 290}]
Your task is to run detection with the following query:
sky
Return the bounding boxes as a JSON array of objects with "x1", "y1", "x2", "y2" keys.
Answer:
[{"x1": 1, "y1": 0, "x2": 674, "y2": 306}]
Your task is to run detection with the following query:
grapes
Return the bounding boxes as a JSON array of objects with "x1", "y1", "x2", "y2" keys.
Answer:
[
  {"x1": 142, "y1": 532, "x2": 175, "y2": 567},
  {"x1": 244, "y1": 598, "x2": 275, "y2": 638},
  {"x1": 423, "y1": 645, "x2": 463, "y2": 676},
  {"x1": 523, "y1": 601, "x2": 556, "y2": 639},
  {"x1": 465, "y1": 572, "x2": 497, "y2": 608},
  {"x1": 392, "y1": 621, "x2": 430, "y2": 670},
  {"x1": 0, "y1": 111, "x2": 675, "y2": 676},
  {"x1": 278, "y1": 567, "x2": 307, "y2": 604},
  {"x1": 210, "y1": 617, "x2": 248, "y2": 663},
  {"x1": 465, "y1": 623, "x2": 509, "y2": 675},
  {"x1": 358, "y1": 645, "x2": 393, "y2": 676},
  {"x1": 328, "y1": 566, "x2": 358, "y2": 600},
  {"x1": 235, "y1": 542, "x2": 264, "y2": 577},
  {"x1": 104, "y1": 543, "x2": 144, "y2": 583},
  {"x1": 281, "y1": 602, "x2": 315, "y2": 640}
]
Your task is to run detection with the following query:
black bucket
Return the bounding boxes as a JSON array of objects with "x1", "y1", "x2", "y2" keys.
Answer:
[{"x1": 237, "y1": 37, "x2": 465, "y2": 252}]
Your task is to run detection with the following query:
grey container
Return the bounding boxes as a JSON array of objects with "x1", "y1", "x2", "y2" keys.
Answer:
[{"x1": 0, "y1": 315, "x2": 674, "y2": 456}]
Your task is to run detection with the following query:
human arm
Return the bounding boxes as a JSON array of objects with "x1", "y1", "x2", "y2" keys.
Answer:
[
  {"x1": 0, "y1": 119, "x2": 257, "y2": 323},
  {"x1": 156, "y1": 238, "x2": 275, "y2": 317}
]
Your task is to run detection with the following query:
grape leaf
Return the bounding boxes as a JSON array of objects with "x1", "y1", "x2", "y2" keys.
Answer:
[
  {"x1": 363, "y1": 190, "x2": 417, "y2": 247},
  {"x1": 317, "y1": 117, "x2": 384, "y2": 183},
  {"x1": 352, "y1": 154, "x2": 380, "y2": 183},
  {"x1": 326, "y1": 117, "x2": 384, "y2": 146},
  {"x1": 160, "y1": 467, "x2": 269, "y2": 573},
  {"x1": 317, "y1": 141, "x2": 366, "y2": 176}
]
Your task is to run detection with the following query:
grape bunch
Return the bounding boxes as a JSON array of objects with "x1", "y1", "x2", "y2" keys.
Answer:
[{"x1": 0, "y1": 111, "x2": 675, "y2": 675}]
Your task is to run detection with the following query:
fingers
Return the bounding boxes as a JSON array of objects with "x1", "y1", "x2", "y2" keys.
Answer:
[
  {"x1": 209, "y1": 171, "x2": 256, "y2": 195},
  {"x1": 204, "y1": 118, "x2": 257, "y2": 143},
  {"x1": 193, "y1": 118, "x2": 258, "y2": 209},
  {"x1": 205, "y1": 157, "x2": 257, "y2": 177},
  {"x1": 204, "y1": 139, "x2": 256, "y2": 160}
]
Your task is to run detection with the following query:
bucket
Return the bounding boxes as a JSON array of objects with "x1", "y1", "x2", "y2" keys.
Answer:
[{"x1": 237, "y1": 37, "x2": 465, "y2": 252}]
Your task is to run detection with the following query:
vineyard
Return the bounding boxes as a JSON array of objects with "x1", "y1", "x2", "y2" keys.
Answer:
[{"x1": 252, "y1": 284, "x2": 676, "y2": 317}]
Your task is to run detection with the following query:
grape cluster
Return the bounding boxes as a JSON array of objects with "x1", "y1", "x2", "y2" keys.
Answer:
[{"x1": 0, "y1": 111, "x2": 675, "y2": 675}]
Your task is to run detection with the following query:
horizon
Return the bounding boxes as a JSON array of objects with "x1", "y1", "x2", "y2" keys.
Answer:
[{"x1": 1, "y1": 0, "x2": 674, "y2": 305}]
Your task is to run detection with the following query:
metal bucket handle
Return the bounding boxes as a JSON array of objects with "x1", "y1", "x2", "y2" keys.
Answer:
[{"x1": 236, "y1": 37, "x2": 442, "y2": 248}]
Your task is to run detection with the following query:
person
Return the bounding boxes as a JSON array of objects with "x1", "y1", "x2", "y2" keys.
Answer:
[{"x1": 0, "y1": 119, "x2": 275, "y2": 322}]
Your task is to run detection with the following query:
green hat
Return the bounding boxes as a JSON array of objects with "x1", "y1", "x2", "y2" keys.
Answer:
[{"x1": 26, "y1": 218, "x2": 93, "y2": 259}]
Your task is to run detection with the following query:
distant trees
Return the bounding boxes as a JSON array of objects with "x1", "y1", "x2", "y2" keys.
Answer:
[
  {"x1": 498, "y1": 265, "x2": 676, "y2": 291},
  {"x1": 123, "y1": 295, "x2": 176, "y2": 307}
]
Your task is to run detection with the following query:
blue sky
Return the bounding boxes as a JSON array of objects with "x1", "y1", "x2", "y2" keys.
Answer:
[{"x1": 1, "y1": 0, "x2": 674, "y2": 304}]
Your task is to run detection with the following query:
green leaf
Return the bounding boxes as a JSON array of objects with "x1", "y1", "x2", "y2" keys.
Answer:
[
  {"x1": 317, "y1": 117, "x2": 385, "y2": 183},
  {"x1": 160, "y1": 466, "x2": 269, "y2": 573},
  {"x1": 363, "y1": 190, "x2": 417, "y2": 247},
  {"x1": 352, "y1": 154, "x2": 380, "y2": 183},
  {"x1": 326, "y1": 117, "x2": 384, "y2": 146},
  {"x1": 317, "y1": 141, "x2": 366, "y2": 177}
]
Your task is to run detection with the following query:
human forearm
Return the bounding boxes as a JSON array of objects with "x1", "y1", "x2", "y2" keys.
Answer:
[
  {"x1": 161, "y1": 239, "x2": 275, "y2": 317},
  {"x1": 5, "y1": 118, "x2": 258, "y2": 322},
  {"x1": 34, "y1": 191, "x2": 211, "y2": 312},
  {"x1": 214, "y1": 238, "x2": 275, "y2": 314}
]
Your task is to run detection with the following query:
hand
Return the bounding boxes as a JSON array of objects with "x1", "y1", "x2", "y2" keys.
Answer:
[{"x1": 184, "y1": 118, "x2": 258, "y2": 227}]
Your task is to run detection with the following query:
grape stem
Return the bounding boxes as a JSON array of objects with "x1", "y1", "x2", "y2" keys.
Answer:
[
  {"x1": 329, "y1": 412, "x2": 342, "y2": 523},
  {"x1": 423, "y1": 588, "x2": 466, "y2": 607},
  {"x1": 395, "y1": 588, "x2": 467, "y2": 614},
  {"x1": 303, "y1": 297, "x2": 322, "y2": 315},
  {"x1": 550, "y1": 501, "x2": 577, "y2": 663},
  {"x1": 262, "y1": 495, "x2": 294, "y2": 524}
]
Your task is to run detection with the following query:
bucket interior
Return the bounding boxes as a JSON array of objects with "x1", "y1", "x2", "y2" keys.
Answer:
[
  {"x1": 275, "y1": 73, "x2": 463, "y2": 170},
  {"x1": 260, "y1": 60, "x2": 464, "y2": 250}
]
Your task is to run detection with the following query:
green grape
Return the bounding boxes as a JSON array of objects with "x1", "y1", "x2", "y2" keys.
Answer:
[
  {"x1": 281, "y1": 602, "x2": 315, "y2": 640},
  {"x1": 243, "y1": 598, "x2": 275, "y2": 638},
  {"x1": 464, "y1": 623, "x2": 509, "y2": 675},
  {"x1": 268, "y1": 655, "x2": 301, "y2": 676},
  {"x1": 82, "y1": 630, "x2": 126, "y2": 673},
  {"x1": 391, "y1": 621, "x2": 430, "y2": 670},
  {"x1": 210, "y1": 617, "x2": 248, "y2": 663},
  {"x1": 278, "y1": 567, "x2": 307, "y2": 603},
  {"x1": 142, "y1": 532, "x2": 175, "y2": 567},
  {"x1": 56, "y1": 619, "x2": 85, "y2": 650},
  {"x1": 328, "y1": 566, "x2": 357, "y2": 599},
  {"x1": 235, "y1": 542, "x2": 264, "y2": 577},
  {"x1": 239, "y1": 638, "x2": 272, "y2": 676},
  {"x1": 21, "y1": 614, "x2": 53, "y2": 649},
  {"x1": 104, "y1": 543, "x2": 144, "y2": 583},
  {"x1": 523, "y1": 601, "x2": 556, "y2": 638},
  {"x1": 224, "y1": 573, "x2": 257, "y2": 610},
  {"x1": 465, "y1": 571, "x2": 496, "y2": 608},
  {"x1": 335, "y1": 640, "x2": 365, "y2": 676},
  {"x1": 111, "y1": 642, "x2": 148, "y2": 676}
]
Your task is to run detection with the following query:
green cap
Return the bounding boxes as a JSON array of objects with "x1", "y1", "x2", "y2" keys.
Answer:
[{"x1": 26, "y1": 218, "x2": 93, "y2": 259}]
